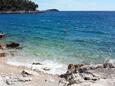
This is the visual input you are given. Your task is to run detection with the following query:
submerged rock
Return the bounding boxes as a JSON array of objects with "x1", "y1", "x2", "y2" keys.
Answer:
[
  {"x1": 0, "y1": 33, "x2": 6, "y2": 39},
  {"x1": 6, "y1": 42, "x2": 22, "y2": 49}
]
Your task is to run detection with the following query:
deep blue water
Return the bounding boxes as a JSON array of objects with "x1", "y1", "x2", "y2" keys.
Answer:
[{"x1": 1, "y1": 11, "x2": 115, "y2": 64}]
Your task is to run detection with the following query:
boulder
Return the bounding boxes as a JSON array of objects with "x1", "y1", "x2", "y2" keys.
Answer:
[
  {"x1": 6, "y1": 42, "x2": 21, "y2": 48},
  {"x1": 0, "y1": 33, "x2": 6, "y2": 39}
]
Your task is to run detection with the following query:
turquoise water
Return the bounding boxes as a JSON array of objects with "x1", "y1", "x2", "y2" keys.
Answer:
[{"x1": 1, "y1": 11, "x2": 115, "y2": 64}]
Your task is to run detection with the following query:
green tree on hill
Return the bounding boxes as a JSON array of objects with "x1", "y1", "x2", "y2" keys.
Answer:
[{"x1": 0, "y1": 0, "x2": 38, "y2": 11}]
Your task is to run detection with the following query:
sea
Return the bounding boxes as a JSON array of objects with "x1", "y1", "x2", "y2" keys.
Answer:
[{"x1": 0, "y1": 11, "x2": 115, "y2": 74}]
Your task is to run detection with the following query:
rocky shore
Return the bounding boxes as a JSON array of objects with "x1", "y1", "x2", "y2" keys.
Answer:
[
  {"x1": 0, "y1": 9, "x2": 59, "y2": 14},
  {"x1": 0, "y1": 10, "x2": 43, "y2": 14},
  {"x1": 0, "y1": 33, "x2": 115, "y2": 86}
]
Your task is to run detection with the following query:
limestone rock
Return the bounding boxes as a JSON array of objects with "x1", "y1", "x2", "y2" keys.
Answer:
[
  {"x1": 103, "y1": 59, "x2": 115, "y2": 68},
  {"x1": 60, "y1": 64, "x2": 100, "y2": 86}
]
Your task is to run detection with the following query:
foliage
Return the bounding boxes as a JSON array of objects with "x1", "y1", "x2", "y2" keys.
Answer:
[{"x1": 0, "y1": 0, "x2": 38, "y2": 11}]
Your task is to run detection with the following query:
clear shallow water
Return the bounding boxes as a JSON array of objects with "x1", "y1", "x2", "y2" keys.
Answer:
[{"x1": 1, "y1": 11, "x2": 115, "y2": 65}]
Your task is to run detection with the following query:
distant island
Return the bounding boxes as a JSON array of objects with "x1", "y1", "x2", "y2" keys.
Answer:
[{"x1": 0, "y1": 0, "x2": 59, "y2": 14}]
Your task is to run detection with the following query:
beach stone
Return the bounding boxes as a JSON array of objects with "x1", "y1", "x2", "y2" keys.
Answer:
[
  {"x1": 21, "y1": 70, "x2": 33, "y2": 77},
  {"x1": 18, "y1": 77, "x2": 32, "y2": 82},
  {"x1": 32, "y1": 62, "x2": 42, "y2": 65},
  {"x1": 42, "y1": 67, "x2": 51, "y2": 71},
  {"x1": 21, "y1": 69, "x2": 39, "y2": 77},
  {"x1": 0, "y1": 52, "x2": 6, "y2": 57}
]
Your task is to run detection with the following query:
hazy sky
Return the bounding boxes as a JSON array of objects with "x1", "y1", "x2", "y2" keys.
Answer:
[{"x1": 33, "y1": 0, "x2": 115, "y2": 11}]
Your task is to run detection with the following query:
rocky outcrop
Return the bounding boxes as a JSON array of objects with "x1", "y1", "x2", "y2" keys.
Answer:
[{"x1": 59, "y1": 61, "x2": 115, "y2": 86}]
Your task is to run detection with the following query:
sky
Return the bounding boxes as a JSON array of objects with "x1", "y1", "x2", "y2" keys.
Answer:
[{"x1": 33, "y1": 0, "x2": 115, "y2": 11}]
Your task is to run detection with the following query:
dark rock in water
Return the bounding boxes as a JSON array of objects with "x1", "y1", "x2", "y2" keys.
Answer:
[
  {"x1": 32, "y1": 62, "x2": 42, "y2": 65},
  {"x1": 0, "y1": 33, "x2": 6, "y2": 39},
  {"x1": 6, "y1": 42, "x2": 21, "y2": 48}
]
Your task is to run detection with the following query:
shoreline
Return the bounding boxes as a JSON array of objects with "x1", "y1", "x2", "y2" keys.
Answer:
[
  {"x1": 0, "y1": 10, "x2": 44, "y2": 14},
  {"x1": 0, "y1": 55, "x2": 62, "y2": 86},
  {"x1": 0, "y1": 35, "x2": 115, "y2": 86},
  {"x1": 1, "y1": 54, "x2": 115, "y2": 86},
  {"x1": 0, "y1": 9, "x2": 59, "y2": 14}
]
